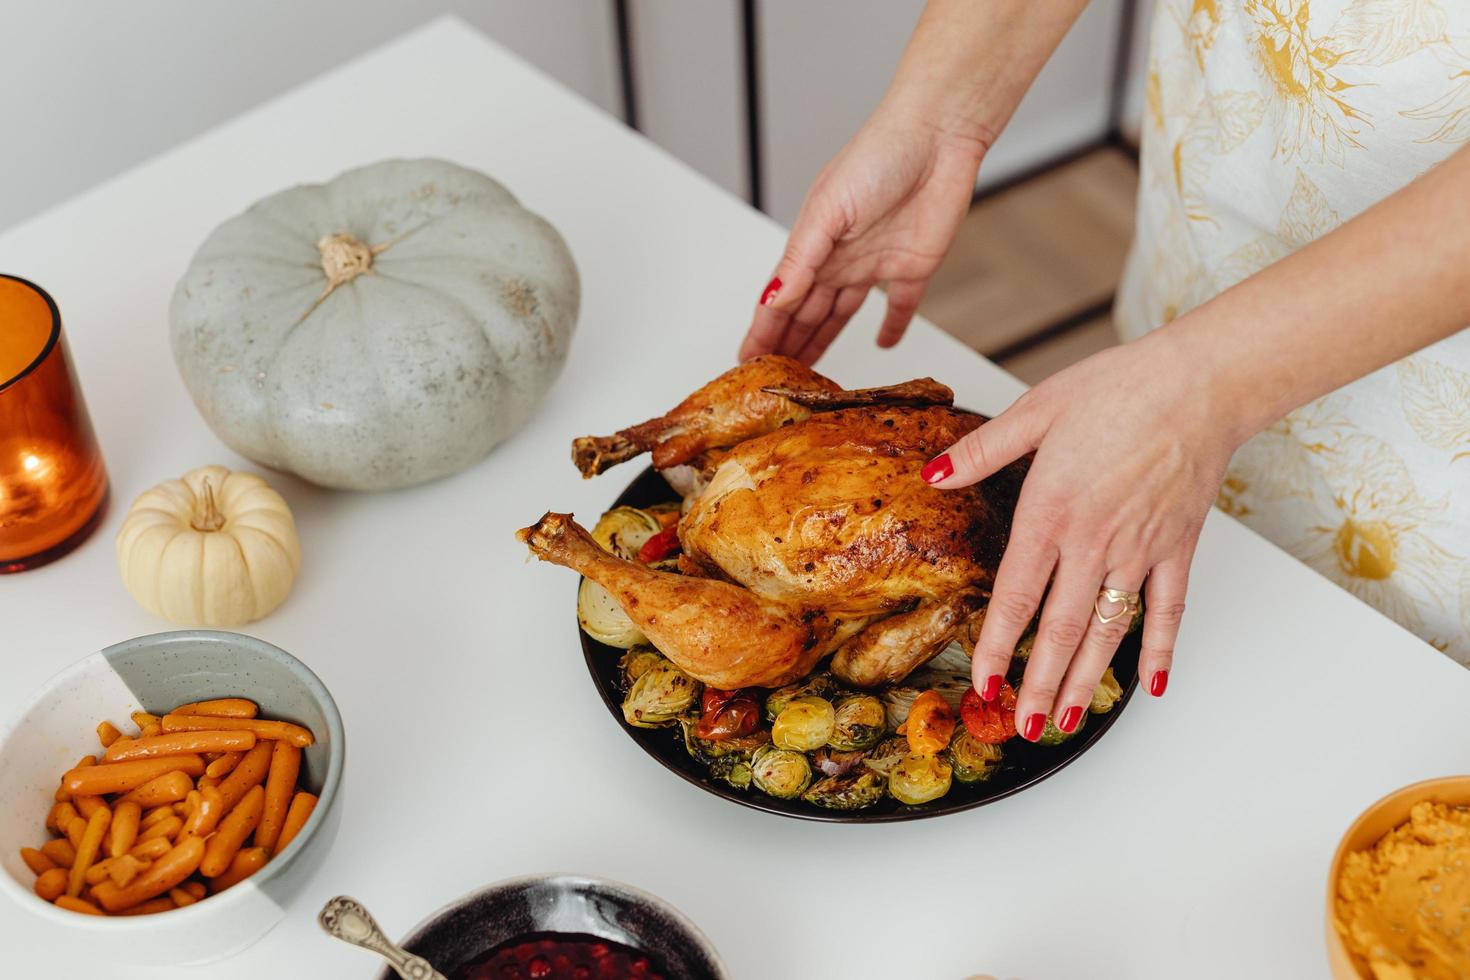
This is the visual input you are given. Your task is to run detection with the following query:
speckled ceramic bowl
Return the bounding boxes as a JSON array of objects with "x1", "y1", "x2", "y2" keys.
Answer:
[
  {"x1": 0, "y1": 630, "x2": 344, "y2": 966},
  {"x1": 1326, "y1": 776, "x2": 1470, "y2": 979},
  {"x1": 378, "y1": 874, "x2": 726, "y2": 980}
]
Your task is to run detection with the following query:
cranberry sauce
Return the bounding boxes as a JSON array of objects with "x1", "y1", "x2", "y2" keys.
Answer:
[{"x1": 457, "y1": 932, "x2": 666, "y2": 980}]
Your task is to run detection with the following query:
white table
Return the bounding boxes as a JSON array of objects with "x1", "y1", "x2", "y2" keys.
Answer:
[{"x1": 2, "y1": 18, "x2": 1465, "y2": 980}]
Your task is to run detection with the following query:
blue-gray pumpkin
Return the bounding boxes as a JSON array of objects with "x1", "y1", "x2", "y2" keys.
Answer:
[{"x1": 170, "y1": 158, "x2": 579, "y2": 490}]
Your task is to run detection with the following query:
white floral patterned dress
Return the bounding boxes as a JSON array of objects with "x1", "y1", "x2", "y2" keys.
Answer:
[{"x1": 1116, "y1": 0, "x2": 1470, "y2": 661}]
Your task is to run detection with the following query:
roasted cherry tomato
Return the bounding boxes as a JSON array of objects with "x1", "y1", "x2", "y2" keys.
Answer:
[
  {"x1": 896, "y1": 689, "x2": 956, "y2": 755},
  {"x1": 637, "y1": 525, "x2": 681, "y2": 563},
  {"x1": 960, "y1": 682, "x2": 1018, "y2": 744},
  {"x1": 694, "y1": 688, "x2": 760, "y2": 741}
]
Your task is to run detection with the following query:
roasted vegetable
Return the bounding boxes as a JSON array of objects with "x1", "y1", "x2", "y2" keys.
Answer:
[
  {"x1": 590, "y1": 506, "x2": 663, "y2": 559},
  {"x1": 771, "y1": 696, "x2": 836, "y2": 751},
  {"x1": 810, "y1": 746, "x2": 871, "y2": 777},
  {"x1": 861, "y1": 736, "x2": 910, "y2": 776},
  {"x1": 947, "y1": 730, "x2": 1003, "y2": 783},
  {"x1": 750, "y1": 745, "x2": 813, "y2": 799},
  {"x1": 959, "y1": 682, "x2": 1018, "y2": 744},
  {"x1": 693, "y1": 688, "x2": 761, "y2": 741},
  {"x1": 578, "y1": 578, "x2": 645, "y2": 649},
  {"x1": 619, "y1": 647, "x2": 664, "y2": 687},
  {"x1": 888, "y1": 752, "x2": 953, "y2": 805},
  {"x1": 621, "y1": 660, "x2": 698, "y2": 728},
  {"x1": 1037, "y1": 712, "x2": 1083, "y2": 746},
  {"x1": 681, "y1": 720, "x2": 770, "y2": 764},
  {"x1": 1090, "y1": 668, "x2": 1123, "y2": 714},
  {"x1": 880, "y1": 678, "x2": 968, "y2": 733},
  {"x1": 709, "y1": 755, "x2": 753, "y2": 790},
  {"x1": 765, "y1": 673, "x2": 837, "y2": 720},
  {"x1": 1011, "y1": 625, "x2": 1038, "y2": 662},
  {"x1": 637, "y1": 525, "x2": 681, "y2": 563},
  {"x1": 897, "y1": 689, "x2": 956, "y2": 755},
  {"x1": 802, "y1": 769, "x2": 887, "y2": 810},
  {"x1": 828, "y1": 694, "x2": 885, "y2": 751}
]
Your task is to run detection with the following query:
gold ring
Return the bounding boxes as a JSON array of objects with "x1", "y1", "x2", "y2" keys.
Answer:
[{"x1": 1094, "y1": 587, "x2": 1141, "y2": 625}]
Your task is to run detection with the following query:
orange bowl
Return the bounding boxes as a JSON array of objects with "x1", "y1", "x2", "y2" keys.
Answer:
[{"x1": 1325, "y1": 775, "x2": 1470, "y2": 979}]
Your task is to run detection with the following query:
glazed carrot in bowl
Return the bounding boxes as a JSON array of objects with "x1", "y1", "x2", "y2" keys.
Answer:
[{"x1": 0, "y1": 630, "x2": 344, "y2": 966}]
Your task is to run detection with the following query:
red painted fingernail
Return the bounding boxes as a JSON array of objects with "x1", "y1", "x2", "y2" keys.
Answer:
[
  {"x1": 759, "y1": 276, "x2": 782, "y2": 306},
  {"x1": 921, "y1": 453, "x2": 954, "y2": 484},
  {"x1": 1059, "y1": 705, "x2": 1083, "y2": 733},
  {"x1": 980, "y1": 673, "x2": 1002, "y2": 703},
  {"x1": 1150, "y1": 669, "x2": 1169, "y2": 697},
  {"x1": 1022, "y1": 712, "x2": 1045, "y2": 742}
]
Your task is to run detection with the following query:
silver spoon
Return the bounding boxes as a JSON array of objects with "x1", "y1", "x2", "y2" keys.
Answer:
[{"x1": 319, "y1": 895, "x2": 448, "y2": 980}]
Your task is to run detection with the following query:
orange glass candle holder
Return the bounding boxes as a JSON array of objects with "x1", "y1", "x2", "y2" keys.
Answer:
[{"x1": 0, "y1": 274, "x2": 109, "y2": 572}]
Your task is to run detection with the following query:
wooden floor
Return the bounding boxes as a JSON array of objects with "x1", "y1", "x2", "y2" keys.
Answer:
[{"x1": 918, "y1": 146, "x2": 1139, "y2": 385}]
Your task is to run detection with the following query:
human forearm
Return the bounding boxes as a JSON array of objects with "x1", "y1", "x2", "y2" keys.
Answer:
[
  {"x1": 882, "y1": 0, "x2": 1091, "y2": 145},
  {"x1": 1165, "y1": 145, "x2": 1470, "y2": 446}
]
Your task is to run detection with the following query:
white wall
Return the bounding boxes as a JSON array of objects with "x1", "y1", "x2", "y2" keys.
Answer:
[
  {"x1": 757, "y1": 0, "x2": 1125, "y2": 223},
  {"x1": 0, "y1": 0, "x2": 619, "y2": 232}
]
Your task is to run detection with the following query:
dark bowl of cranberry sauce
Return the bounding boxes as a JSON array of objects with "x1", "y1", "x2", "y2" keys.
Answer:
[{"x1": 375, "y1": 874, "x2": 725, "y2": 980}]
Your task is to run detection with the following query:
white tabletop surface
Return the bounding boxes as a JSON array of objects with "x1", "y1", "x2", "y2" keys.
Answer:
[{"x1": 2, "y1": 18, "x2": 1466, "y2": 980}]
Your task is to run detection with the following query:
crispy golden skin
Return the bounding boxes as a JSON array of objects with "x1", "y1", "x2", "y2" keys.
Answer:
[{"x1": 531, "y1": 356, "x2": 1028, "y2": 689}]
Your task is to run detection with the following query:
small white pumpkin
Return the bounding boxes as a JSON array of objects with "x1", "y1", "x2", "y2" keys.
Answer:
[
  {"x1": 116, "y1": 465, "x2": 301, "y2": 626},
  {"x1": 170, "y1": 158, "x2": 579, "y2": 491}
]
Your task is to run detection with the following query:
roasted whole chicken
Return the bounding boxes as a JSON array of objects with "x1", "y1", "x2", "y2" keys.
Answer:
[{"x1": 518, "y1": 356, "x2": 1028, "y2": 690}]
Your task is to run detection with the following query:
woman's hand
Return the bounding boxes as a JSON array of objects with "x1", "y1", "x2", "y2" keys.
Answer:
[
  {"x1": 924, "y1": 329, "x2": 1244, "y2": 739},
  {"x1": 738, "y1": 105, "x2": 987, "y2": 365}
]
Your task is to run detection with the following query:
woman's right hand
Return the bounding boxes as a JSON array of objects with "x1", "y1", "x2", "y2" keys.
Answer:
[{"x1": 738, "y1": 104, "x2": 988, "y2": 365}]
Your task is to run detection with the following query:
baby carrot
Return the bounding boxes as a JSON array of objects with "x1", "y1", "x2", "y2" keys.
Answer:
[
  {"x1": 274, "y1": 791, "x2": 317, "y2": 854},
  {"x1": 128, "y1": 837, "x2": 171, "y2": 861},
  {"x1": 182, "y1": 785, "x2": 224, "y2": 838},
  {"x1": 117, "y1": 896, "x2": 175, "y2": 915},
  {"x1": 118, "y1": 771, "x2": 193, "y2": 807},
  {"x1": 160, "y1": 714, "x2": 313, "y2": 748},
  {"x1": 48, "y1": 801, "x2": 79, "y2": 835},
  {"x1": 54, "y1": 895, "x2": 104, "y2": 915},
  {"x1": 108, "y1": 854, "x2": 149, "y2": 888},
  {"x1": 66, "y1": 806, "x2": 110, "y2": 898},
  {"x1": 65, "y1": 817, "x2": 87, "y2": 850},
  {"x1": 108, "y1": 801, "x2": 141, "y2": 858},
  {"x1": 130, "y1": 711, "x2": 159, "y2": 731},
  {"x1": 40, "y1": 839, "x2": 76, "y2": 868},
  {"x1": 20, "y1": 847, "x2": 56, "y2": 876},
  {"x1": 73, "y1": 795, "x2": 107, "y2": 820},
  {"x1": 201, "y1": 785, "x2": 264, "y2": 877},
  {"x1": 140, "y1": 804, "x2": 177, "y2": 828},
  {"x1": 93, "y1": 836, "x2": 205, "y2": 913},
  {"x1": 138, "y1": 815, "x2": 183, "y2": 843},
  {"x1": 104, "y1": 730, "x2": 255, "y2": 762},
  {"x1": 54, "y1": 755, "x2": 96, "y2": 803},
  {"x1": 169, "y1": 886, "x2": 198, "y2": 908},
  {"x1": 171, "y1": 697, "x2": 258, "y2": 718},
  {"x1": 209, "y1": 846, "x2": 267, "y2": 892},
  {"x1": 63, "y1": 755, "x2": 204, "y2": 795},
  {"x1": 205, "y1": 751, "x2": 243, "y2": 779},
  {"x1": 34, "y1": 868, "x2": 67, "y2": 901},
  {"x1": 96, "y1": 720, "x2": 122, "y2": 748},
  {"x1": 254, "y1": 741, "x2": 300, "y2": 853},
  {"x1": 214, "y1": 742, "x2": 272, "y2": 814}
]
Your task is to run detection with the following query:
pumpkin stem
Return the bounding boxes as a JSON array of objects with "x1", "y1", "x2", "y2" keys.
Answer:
[
  {"x1": 192, "y1": 479, "x2": 226, "y2": 533},
  {"x1": 297, "y1": 232, "x2": 393, "y2": 326}
]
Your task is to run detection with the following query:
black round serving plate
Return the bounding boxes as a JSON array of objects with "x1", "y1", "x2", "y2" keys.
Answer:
[{"x1": 580, "y1": 465, "x2": 1141, "y2": 823}]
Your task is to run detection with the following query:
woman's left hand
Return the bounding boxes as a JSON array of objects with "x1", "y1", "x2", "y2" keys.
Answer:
[{"x1": 924, "y1": 327, "x2": 1244, "y2": 739}]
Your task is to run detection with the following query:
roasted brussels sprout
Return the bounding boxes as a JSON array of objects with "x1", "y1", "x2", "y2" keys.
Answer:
[
  {"x1": 861, "y1": 736, "x2": 910, "y2": 776},
  {"x1": 828, "y1": 694, "x2": 885, "y2": 751},
  {"x1": 681, "y1": 719, "x2": 769, "y2": 764},
  {"x1": 619, "y1": 646, "x2": 664, "y2": 687},
  {"x1": 1090, "y1": 667, "x2": 1123, "y2": 714},
  {"x1": 771, "y1": 696, "x2": 836, "y2": 751},
  {"x1": 889, "y1": 752, "x2": 953, "y2": 805},
  {"x1": 946, "y1": 730, "x2": 1003, "y2": 783},
  {"x1": 765, "y1": 673, "x2": 837, "y2": 720},
  {"x1": 709, "y1": 755, "x2": 753, "y2": 790},
  {"x1": 1036, "y1": 712, "x2": 1084, "y2": 746},
  {"x1": 1012, "y1": 626, "x2": 1037, "y2": 662},
  {"x1": 802, "y1": 769, "x2": 887, "y2": 810},
  {"x1": 578, "y1": 578, "x2": 645, "y2": 649},
  {"x1": 750, "y1": 745, "x2": 813, "y2": 799},
  {"x1": 621, "y1": 661, "x2": 698, "y2": 728},
  {"x1": 590, "y1": 506, "x2": 663, "y2": 559}
]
